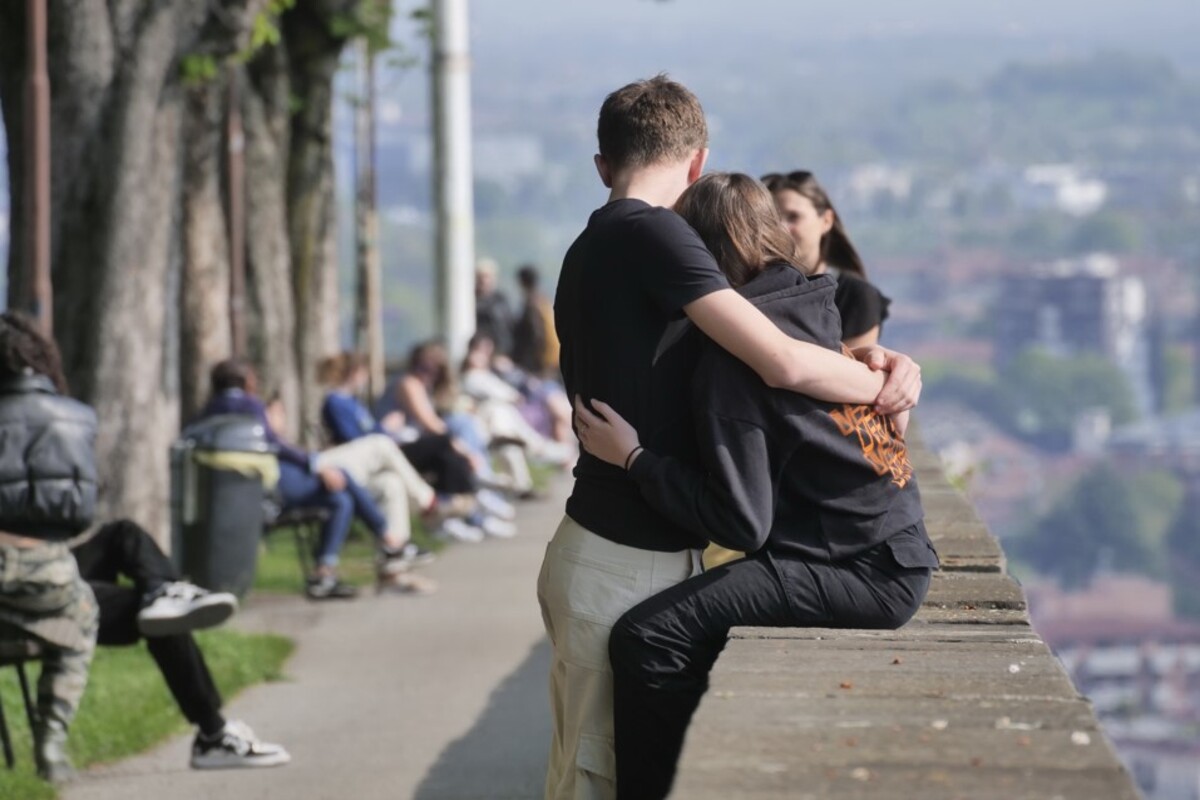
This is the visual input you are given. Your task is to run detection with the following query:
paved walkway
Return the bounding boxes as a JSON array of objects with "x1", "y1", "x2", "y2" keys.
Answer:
[{"x1": 66, "y1": 481, "x2": 567, "y2": 800}]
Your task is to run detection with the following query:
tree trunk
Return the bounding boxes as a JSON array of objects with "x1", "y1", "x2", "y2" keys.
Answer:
[
  {"x1": 282, "y1": 0, "x2": 358, "y2": 444},
  {"x1": 242, "y1": 47, "x2": 302, "y2": 436},
  {"x1": 180, "y1": 80, "x2": 233, "y2": 421},
  {"x1": 1, "y1": 0, "x2": 361, "y2": 536},
  {"x1": 0, "y1": 0, "x2": 262, "y2": 544}
]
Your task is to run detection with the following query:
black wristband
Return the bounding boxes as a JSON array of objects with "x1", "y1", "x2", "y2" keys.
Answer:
[{"x1": 624, "y1": 445, "x2": 645, "y2": 472}]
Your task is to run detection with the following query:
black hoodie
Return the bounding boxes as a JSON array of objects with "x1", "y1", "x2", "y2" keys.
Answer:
[{"x1": 628, "y1": 263, "x2": 938, "y2": 568}]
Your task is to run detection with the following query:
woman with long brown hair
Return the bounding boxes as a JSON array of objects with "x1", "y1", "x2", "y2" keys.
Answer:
[
  {"x1": 761, "y1": 170, "x2": 891, "y2": 348},
  {"x1": 573, "y1": 173, "x2": 936, "y2": 798}
]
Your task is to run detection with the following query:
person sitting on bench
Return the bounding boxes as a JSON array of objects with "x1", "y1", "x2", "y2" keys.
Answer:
[
  {"x1": 71, "y1": 519, "x2": 290, "y2": 769},
  {"x1": 0, "y1": 311, "x2": 97, "y2": 783},
  {"x1": 201, "y1": 359, "x2": 433, "y2": 598}
]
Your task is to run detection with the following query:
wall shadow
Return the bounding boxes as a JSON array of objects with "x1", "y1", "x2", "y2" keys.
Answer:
[{"x1": 413, "y1": 638, "x2": 551, "y2": 800}]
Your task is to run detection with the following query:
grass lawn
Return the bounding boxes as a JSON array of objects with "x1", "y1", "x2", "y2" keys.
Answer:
[
  {"x1": 0, "y1": 629, "x2": 293, "y2": 800},
  {"x1": 254, "y1": 520, "x2": 444, "y2": 594}
]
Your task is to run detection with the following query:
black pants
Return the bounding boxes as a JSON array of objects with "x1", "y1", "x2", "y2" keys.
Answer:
[
  {"x1": 400, "y1": 433, "x2": 477, "y2": 495},
  {"x1": 71, "y1": 520, "x2": 225, "y2": 736},
  {"x1": 608, "y1": 537, "x2": 933, "y2": 800}
]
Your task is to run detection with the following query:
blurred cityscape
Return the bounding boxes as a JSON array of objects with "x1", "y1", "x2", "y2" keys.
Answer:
[{"x1": 2, "y1": 1, "x2": 1199, "y2": 797}]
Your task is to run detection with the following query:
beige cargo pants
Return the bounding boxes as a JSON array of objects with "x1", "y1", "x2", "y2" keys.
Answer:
[{"x1": 537, "y1": 516, "x2": 701, "y2": 800}]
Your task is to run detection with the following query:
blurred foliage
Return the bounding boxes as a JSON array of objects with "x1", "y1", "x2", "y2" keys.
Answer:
[
  {"x1": 1162, "y1": 345, "x2": 1195, "y2": 414},
  {"x1": 180, "y1": 0, "x2": 296, "y2": 85},
  {"x1": 925, "y1": 348, "x2": 1138, "y2": 451},
  {"x1": 1002, "y1": 348, "x2": 1137, "y2": 437},
  {"x1": 1068, "y1": 211, "x2": 1145, "y2": 255},
  {"x1": 180, "y1": 52, "x2": 221, "y2": 87},
  {"x1": 1010, "y1": 464, "x2": 1182, "y2": 588},
  {"x1": 249, "y1": 0, "x2": 298, "y2": 51},
  {"x1": 330, "y1": 0, "x2": 395, "y2": 54},
  {"x1": 1167, "y1": 489, "x2": 1200, "y2": 619},
  {"x1": 986, "y1": 51, "x2": 1181, "y2": 101}
]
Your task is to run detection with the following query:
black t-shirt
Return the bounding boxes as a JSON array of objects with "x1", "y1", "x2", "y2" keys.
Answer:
[
  {"x1": 833, "y1": 272, "x2": 891, "y2": 340},
  {"x1": 554, "y1": 198, "x2": 729, "y2": 552}
]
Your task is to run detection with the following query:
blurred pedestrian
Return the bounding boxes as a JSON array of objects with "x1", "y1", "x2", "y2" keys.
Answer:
[
  {"x1": 512, "y1": 264, "x2": 559, "y2": 376},
  {"x1": 475, "y1": 258, "x2": 515, "y2": 356}
]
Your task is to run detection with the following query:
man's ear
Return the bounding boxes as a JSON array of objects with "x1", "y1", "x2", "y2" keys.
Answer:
[
  {"x1": 686, "y1": 147, "x2": 709, "y2": 185},
  {"x1": 594, "y1": 154, "x2": 613, "y2": 188}
]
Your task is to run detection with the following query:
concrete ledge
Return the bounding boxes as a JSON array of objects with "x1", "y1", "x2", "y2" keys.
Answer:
[{"x1": 671, "y1": 444, "x2": 1140, "y2": 799}]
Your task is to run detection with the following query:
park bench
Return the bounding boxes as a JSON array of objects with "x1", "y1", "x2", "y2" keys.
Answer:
[{"x1": 262, "y1": 504, "x2": 328, "y2": 588}]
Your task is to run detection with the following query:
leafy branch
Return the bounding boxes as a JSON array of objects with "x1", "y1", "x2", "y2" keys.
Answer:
[{"x1": 181, "y1": 0, "x2": 297, "y2": 86}]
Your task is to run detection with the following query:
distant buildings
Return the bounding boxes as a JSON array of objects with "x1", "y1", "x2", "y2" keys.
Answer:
[
  {"x1": 1109, "y1": 410, "x2": 1200, "y2": 472},
  {"x1": 993, "y1": 253, "x2": 1153, "y2": 417},
  {"x1": 1017, "y1": 163, "x2": 1108, "y2": 217},
  {"x1": 841, "y1": 163, "x2": 913, "y2": 212},
  {"x1": 1029, "y1": 576, "x2": 1200, "y2": 800},
  {"x1": 994, "y1": 254, "x2": 1146, "y2": 364}
]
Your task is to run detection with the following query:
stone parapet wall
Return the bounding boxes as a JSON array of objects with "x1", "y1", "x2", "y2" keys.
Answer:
[{"x1": 672, "y1": 433, "x2": 1141, "y2": 799}]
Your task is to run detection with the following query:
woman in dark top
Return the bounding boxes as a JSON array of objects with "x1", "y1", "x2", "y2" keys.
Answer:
[
  {"x1": 574, "y1": 174, "x2": 937, "y2": 799},
  {"x1": 761, "y1": 170, "x2": 891, "y2": 347}
]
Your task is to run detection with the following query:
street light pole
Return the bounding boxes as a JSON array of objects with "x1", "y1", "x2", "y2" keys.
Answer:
[
  {"x1": 23, "y1": 0, "x2": 52, "y2": 336},
  {"x1": 431, "y1": 0, "x2": 475, "y2": 361}
]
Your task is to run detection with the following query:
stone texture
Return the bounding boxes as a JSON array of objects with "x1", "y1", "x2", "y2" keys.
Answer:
[{"x1": 672, "y1": 444, "x2": 1139, "y2": 799}]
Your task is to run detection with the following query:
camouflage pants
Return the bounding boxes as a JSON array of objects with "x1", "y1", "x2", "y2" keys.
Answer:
[{"x1": 0, "y1": 542, "x2": 98, "y2": 730}]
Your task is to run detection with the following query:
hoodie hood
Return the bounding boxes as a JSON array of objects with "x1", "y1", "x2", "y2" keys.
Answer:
[
  {"x1": 738, "y1": 263, "x2": 844, "y2": 352},
  {"x1": 652, "y1": 263, "x2": 844, "y2": 366}
]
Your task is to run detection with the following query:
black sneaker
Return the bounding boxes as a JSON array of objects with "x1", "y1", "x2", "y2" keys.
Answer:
[{"x1": 305, "y1": 575, "x2": 358, "y2": 600}]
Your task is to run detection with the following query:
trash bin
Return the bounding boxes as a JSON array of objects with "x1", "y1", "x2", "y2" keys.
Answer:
[{"x1": 170, "y1": 414, "x2": 275, "y2": 597}]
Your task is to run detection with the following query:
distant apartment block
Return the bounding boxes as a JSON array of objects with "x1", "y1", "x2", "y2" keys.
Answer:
[
  {"x1": 993, "y1": 253, "x2": 1153, "y2": 418},
  {"x1": 995, "y1": 253, "x2": 1146, "y2": 365}
]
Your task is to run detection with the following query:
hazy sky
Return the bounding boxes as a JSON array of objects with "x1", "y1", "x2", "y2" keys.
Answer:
[
  {"x1": 438, "y1": 0, "x2": 1200, "y2": 135},
  {"x1": 471, "y1": 0, "x2": 1200, "y2": 53}
]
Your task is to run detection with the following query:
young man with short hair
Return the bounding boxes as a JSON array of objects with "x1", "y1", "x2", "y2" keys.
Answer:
[{"x1": 538, "y1": 75, "x2": 921, "y2": 799}]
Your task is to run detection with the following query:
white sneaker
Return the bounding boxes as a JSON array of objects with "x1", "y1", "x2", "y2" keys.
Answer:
[
  {"x1": 477, "y1": 490, "x2": 516, "y2": 521},
  {"x1": 191, "y1": 720, "x2": 290, "y2": 769},
  {"x1": 436, "y1": 517, "x2": 485, "y2": 543},
  {"x1": 481, "y1": 516, "x2": 518, "y2": 539},
  {"x1": 532, "y1": 440, "x2": 576, "y2": 468},
  {"x1": 138, "y1": 582, "x2": 237, "y2": 637}
]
